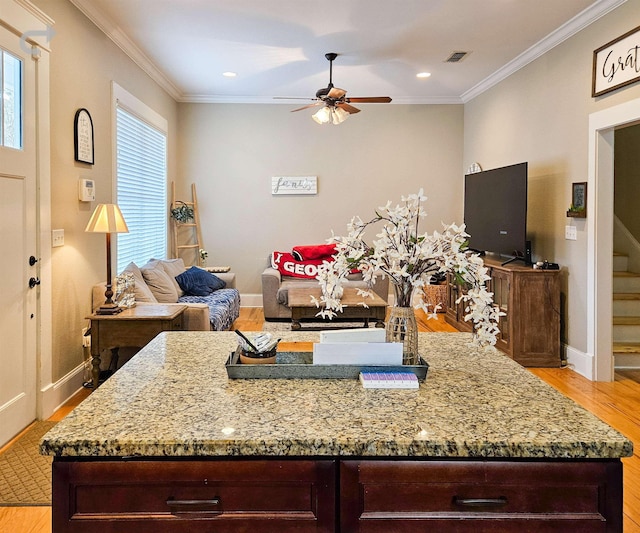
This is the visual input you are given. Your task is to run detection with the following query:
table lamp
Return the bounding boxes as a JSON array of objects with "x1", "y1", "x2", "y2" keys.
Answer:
[{"x1": 85, "y1": 203, "x2": 129, "y2": 315}]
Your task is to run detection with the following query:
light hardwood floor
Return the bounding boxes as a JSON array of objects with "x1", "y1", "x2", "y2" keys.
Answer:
[{"x1": 1, "y1": 308, "x2": 638, "y2": 532}]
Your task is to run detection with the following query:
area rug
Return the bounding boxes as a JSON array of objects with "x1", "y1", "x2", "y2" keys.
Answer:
[
  {"x1": 263, "y1": 321, "x2": 375, "y2": 332},
  {"x1": 0, "y1": 421, "x2": 56, "y2": 506}
]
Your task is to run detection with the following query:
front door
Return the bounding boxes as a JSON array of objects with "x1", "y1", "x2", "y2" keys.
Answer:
[{"x1": 0, "y1": 23, "x2": 38, "y2": 447}]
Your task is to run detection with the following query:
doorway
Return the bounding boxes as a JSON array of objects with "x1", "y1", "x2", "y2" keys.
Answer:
[{"x1": 588, "y1": 99, "x2": 640, "y2": 381}]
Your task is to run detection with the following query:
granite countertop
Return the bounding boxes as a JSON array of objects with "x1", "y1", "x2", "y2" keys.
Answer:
[{"x1": 40, "y1": 331, "x2": 633, "y2": 459}]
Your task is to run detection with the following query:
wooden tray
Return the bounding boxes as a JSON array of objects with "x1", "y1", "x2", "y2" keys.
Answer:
[{"x1": 225, "y1": 348, "x2": 429, "y2": 381}]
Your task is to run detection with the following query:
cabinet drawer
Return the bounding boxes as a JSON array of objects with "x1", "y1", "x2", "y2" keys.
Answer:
[
  {"x1": 53, "y1": 459, "x2": 335, "y2": 533},
  {"x1": 341, "y1": 460, "x2": 622, "y2": 532}
]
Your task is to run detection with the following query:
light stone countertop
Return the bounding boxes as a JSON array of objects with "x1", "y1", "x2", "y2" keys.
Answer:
[{"x1": 40, "y1": 331, "x2": 633, "y2": 459}]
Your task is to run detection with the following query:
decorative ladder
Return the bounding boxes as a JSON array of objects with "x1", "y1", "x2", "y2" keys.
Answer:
[{"x1": 170, "y1": 182, "x2": 203, "y2": 267}]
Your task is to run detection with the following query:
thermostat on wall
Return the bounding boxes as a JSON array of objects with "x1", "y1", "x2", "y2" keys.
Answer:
[{"x1": 78, "y1": 178, "x2": 95, "y2": 202}]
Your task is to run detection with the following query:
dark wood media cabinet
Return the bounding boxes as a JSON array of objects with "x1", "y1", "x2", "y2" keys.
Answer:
[
  {"x1": 445, "y1": 258, "x2": 561, "y2": 367},
  {"x1": 53, "y1": 456, "x2": 622, "y2": 532}
]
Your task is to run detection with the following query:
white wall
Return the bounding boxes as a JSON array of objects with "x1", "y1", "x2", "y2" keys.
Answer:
[{"x1": 177, "y1": 103, "x2": 464, "y2": 296}]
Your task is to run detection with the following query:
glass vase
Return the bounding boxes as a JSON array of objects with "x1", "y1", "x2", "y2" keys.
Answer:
[{"x1": 386, "y1": 306, "x2": 419, "y2": 365}]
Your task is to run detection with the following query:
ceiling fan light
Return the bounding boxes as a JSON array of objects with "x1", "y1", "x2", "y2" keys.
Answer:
[
  {"x1": 312, "y1": 106, "x2": 331, "y2": 124},
  {"x1": 331, "y1": 106, "x2": 349, "y2": 124}
]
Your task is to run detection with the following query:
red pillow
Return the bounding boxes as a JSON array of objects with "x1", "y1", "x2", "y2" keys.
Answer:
[
  {"x1": 292, "y1": 244, "x2": 336, "y2": 261},
  {"x1": 271, "y1": 251, "x2": 331, "y2": 279}
]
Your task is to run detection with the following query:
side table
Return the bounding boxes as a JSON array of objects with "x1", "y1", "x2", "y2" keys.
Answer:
[{"x1": 86, "y1": 304, "x2": 187, "y2": 389}]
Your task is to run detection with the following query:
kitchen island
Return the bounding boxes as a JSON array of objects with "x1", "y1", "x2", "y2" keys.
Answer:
[{"x1": 41, "y1": 331, "x2": 632, "y2": 532}]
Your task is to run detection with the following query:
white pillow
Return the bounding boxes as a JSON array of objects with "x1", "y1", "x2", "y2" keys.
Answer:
[{"x1": 140, "y1": 260, "x2": 179, "y2": 303}]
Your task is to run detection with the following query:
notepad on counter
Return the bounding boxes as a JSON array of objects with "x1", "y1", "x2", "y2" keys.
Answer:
[{"x1": 359, "y1": 371, "x2": 419, "y2": 389}]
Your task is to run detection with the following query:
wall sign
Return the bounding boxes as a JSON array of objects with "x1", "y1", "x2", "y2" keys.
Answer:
[
  {"x1": 592, "y1": 25, "x2": 640, "y2": 97},
  {"x1": 74, "y1": 108, "x2": 94, "y2": 164},
  {"x1": 271, "y1": 176, "x2": 317, "y2": 195}
]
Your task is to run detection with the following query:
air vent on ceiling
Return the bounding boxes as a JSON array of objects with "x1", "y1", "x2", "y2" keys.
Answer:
[{"x1": 445, "y1": 51, "x2": 468, "y2": 63}]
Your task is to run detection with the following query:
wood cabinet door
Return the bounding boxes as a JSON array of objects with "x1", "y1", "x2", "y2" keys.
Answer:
[
  {"x1": 53, "y1": 459, "x2": 336, "y2": 533},
  {"x1": 340, "y1": 459, "x2": 622, "y2": 532}
]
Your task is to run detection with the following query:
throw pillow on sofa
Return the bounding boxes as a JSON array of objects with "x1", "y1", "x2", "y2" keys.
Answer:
[
  {"x1": 122, "y1": 262, "x2": 157, "y2": 303},
  {"x1": 176, "y1": 266, "x2": 226, "y2": 296},
  {"x1": 140, "y1": 260, "x2": 180, "y2": 303},
  {"x1": 151, "y1": 257, "x2": 186, "y2": 298}
]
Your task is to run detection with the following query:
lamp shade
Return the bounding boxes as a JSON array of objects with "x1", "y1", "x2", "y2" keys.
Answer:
[{"x1": 85, "y1": 204, "x2": 129, "y2": 234}]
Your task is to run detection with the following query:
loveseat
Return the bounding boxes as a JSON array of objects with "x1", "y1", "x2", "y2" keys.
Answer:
[
  {"x1": 92, "y1": 258, "x2": 240, "y2": 331},
  {"x1": 261, "y1": 248, "x2": 389, "y2": 320}
]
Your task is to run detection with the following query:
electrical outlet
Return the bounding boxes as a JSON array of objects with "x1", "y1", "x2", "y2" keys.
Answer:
[
  {"x1": 52, "y1": 229, "x2": 65, "y2": 247},
  {"x1": 565, "y1": 225, "x2": 577, "y2": 241}
]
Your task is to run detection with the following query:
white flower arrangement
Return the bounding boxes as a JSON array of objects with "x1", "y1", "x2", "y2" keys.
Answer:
[{"x1": 313, "y1": 190, "x2": 502, "y2": 346}]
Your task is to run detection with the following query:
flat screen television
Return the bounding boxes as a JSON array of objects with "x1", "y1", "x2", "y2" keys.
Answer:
[{"x1": 463, "y1": 162, "x2": 529, "y2": 265}]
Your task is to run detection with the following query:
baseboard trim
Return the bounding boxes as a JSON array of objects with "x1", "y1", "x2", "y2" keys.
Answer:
[
  {"x1": 565, "y1": 344, "x2": 594, "y2": 380},
  {"x1": 39, "y1": 362, "x2": 85, "y2": 419},
  {"x1": 240, "y1": 293, "x2": 263, "y2": 307}
]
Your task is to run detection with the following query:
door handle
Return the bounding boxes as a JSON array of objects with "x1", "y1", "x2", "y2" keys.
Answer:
[{"x1": 29, "y1": 277, "x2": 41, "y2": 289}]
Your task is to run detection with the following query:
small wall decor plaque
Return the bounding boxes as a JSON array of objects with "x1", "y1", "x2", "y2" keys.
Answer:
[
  {"x1": 271, "y1": 176, "x2": 317, "y2": 195},
  {"x1": 567, "y1": 182, "x2": 587, "y2": 218},
  {"x1": 74, "y1": 108, "x2": 94, "y2": 164},
  {"x1": 592, "y1": 25, "x2": 640, "y2": 97}
]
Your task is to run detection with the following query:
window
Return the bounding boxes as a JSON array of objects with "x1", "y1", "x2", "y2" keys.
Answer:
[
  {"x1": 1, "y1": 47, "x2": 22, "y2": 149},
  {"x1": 114, "y1": 83, "x2": 168, "y2": 273}
]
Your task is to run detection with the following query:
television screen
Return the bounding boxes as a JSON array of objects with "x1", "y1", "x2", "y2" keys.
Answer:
[{"x1": 464, "y1": 162, "x2": 528, "y2": 261}]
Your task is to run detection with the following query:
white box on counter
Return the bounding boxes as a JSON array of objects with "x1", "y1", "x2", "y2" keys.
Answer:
[
  {"x1": 319, "y1": 328, "x2": 386, "y2": 344},
  {"x1": 313, "y1": 342, "x2": 402, "y2": 365}
]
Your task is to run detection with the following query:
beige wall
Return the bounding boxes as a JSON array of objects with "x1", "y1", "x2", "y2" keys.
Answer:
[
  {"x1": 176, "y1": 103, "x2": 464, "y2": 295},
  {"x1": 32, "y1": 0, "x2": 178, "y2": 381},
  {"x1": 464, "y1": 0, "x2": 640, "y2": 353}
]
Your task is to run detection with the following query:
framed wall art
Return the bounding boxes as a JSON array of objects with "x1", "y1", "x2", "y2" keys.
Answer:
[
  {"x1": 74, "y1": 108, "x2": 94, "y2": 164},
  {"x1": 271, "y1": 176, "x2": 317, "y2": 195},
  {"x1": 567, "y1": 182, "x2": 587, "y2": 218},
  {"x1": 592, "y1": 25, "x2": 640, "y2": 97}
]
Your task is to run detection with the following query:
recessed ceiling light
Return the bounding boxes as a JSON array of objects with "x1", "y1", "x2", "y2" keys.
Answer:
[
  {"x1": 222, "y1": 72, "x2": 237, "y2": 78},
  {"x1": 416, "y1": 72, "x2": 431, "y2": 79}
]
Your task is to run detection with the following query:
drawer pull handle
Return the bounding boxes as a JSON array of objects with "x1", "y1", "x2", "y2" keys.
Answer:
[
  {"x1": 453, "y1": 496, "x2": 508, "y2": 508},
  {"x1": 167, "y1": 498, "x2": 222, "y2": 515}
]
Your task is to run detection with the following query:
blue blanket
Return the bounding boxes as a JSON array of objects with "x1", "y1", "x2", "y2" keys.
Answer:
[{"x1": 179, "y1": 288, "x2": 240, "y2": 331}]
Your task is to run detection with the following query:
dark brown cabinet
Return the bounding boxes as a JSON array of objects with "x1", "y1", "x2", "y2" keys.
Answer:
[
  {"x1": 340, "y1": 460, "x2": 622, "y2": 532},
  {"x1": 53, "y1": 457, "x2": 622, "y2": 532},
  {"x1": 445, "y1": 258, "x2": 561, "y2": 367}
]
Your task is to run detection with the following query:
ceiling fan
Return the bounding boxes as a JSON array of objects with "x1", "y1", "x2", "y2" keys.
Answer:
[{"x1": 277, "y1": 53, "x2": 392, "y2": 124}]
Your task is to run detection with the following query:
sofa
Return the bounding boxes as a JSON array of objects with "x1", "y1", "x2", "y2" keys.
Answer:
[
  {"x1": 92, "y1": 258, "x2": 240, "y2": 331},
  {"x1": 261, "y1": 250, "x2": 389, "y2": 320}
]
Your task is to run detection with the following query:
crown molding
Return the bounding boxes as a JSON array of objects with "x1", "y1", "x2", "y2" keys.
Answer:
[
  {"x1": 462, "y1": 0, "x2": 627, "y2": 103},
  {"x1": 68, "y1": 0, "x2": 183, "y2": 101}
]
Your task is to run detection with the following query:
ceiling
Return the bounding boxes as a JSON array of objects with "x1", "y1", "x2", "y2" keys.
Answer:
[{"x1": 69, "y1": 0, "x2": 622, "y2": 104}]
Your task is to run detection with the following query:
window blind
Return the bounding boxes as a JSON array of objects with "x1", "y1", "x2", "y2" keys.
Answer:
[{"x1": 115, "y1": 105, "x2": 167, "y2": 273}]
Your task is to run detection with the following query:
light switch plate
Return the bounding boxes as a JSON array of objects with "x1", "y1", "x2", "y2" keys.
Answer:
[
  {"x1": 52, "y1": 229, "x2": 65, "y2": 247},
  {"x1": 565, "y1": 225, "x2": 577, "y2": 241}
]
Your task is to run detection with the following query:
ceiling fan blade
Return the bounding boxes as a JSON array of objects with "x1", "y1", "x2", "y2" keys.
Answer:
[
  {"x1": 291, "y1": 102, "x2": 323, "y2": 112},
  {"x1": 274, "y1": 97, "x2": 318, "y2": 101},
  {"x1": 328, "y1": 87, "x2": 347, "y2": 99},
  {"x1": 346, "y1": 97, "x2": 392, "y2": 103},
  {"x1": 337, "y1": 102, "x2": 360, "y2": 114}
]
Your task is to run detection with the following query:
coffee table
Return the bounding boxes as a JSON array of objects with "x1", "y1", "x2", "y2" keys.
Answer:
[{"x1": 287, "y1": 287, "x2": 387, "y2": 330}]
